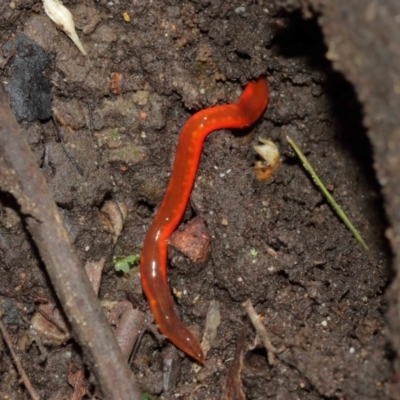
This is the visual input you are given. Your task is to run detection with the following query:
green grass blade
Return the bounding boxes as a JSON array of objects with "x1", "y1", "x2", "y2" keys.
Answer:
[{"x1": 287, "y1": 136, "x2": 369, "y2": 251}]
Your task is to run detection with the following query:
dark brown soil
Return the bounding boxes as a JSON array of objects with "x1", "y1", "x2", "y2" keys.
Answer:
[{"x1": 0, "y1": 0, "x2": 399, "y2": 399}]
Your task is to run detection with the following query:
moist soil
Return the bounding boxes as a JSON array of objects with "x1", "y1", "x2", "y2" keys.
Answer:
[{"x1": 0, "y1": 0, "x2": 398, "y2": 399}]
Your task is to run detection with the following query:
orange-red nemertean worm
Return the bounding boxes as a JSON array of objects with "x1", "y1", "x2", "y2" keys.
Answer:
[{"x1": 140, "y1": 76, "x2": 269, "y2": 363}]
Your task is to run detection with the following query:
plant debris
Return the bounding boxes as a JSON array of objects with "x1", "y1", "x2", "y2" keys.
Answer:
[{"x1": 43, "y1": 0, "x2": 87, "y2": 56}]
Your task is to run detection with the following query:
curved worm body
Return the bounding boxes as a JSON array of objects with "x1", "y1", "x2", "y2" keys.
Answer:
[{"x1": 140, "y1": 76, "x2": 269, "y2": 363}]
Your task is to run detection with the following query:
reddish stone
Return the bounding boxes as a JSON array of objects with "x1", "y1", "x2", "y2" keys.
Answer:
[{"x1": 169, "y1": 217, "x2": 210, "y2": 263}]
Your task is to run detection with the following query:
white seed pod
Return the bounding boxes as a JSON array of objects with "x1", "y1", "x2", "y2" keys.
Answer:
[
  {"x1": 253, "y1": 138, "x2": 280, "y2": 181},
  {"x1": 43, "y1": 0, "x2": 87, "y2": 56}
]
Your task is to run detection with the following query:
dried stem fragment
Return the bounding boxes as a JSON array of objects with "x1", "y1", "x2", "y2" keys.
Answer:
[{"x1": 243, "y1": 299, "x2": 284, "y2": 365}]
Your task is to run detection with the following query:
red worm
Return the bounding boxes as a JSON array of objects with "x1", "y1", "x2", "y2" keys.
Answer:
[{"x1": 140, "y1": 76, "x2": 269, "y2": 363}]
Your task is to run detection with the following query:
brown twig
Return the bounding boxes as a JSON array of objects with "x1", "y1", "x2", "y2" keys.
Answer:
[
  {"x1": 243, "y1": 299, "x2": 284, "y2": 365},
  {"x1": 0, "y1": 85, "x2": 141, "y2": 400},
  {"x1": 51, "y1": 115, "x2": 84, "y2": 176},
  {"x1": 0, "y1": 318, "x2": 40, "y2": 400}
]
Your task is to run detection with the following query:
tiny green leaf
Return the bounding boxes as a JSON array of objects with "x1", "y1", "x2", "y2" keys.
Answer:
[
  {"x1": 141, "y1": 392, "x2": 157, "y2": 400},
  {"x1": 112, "y1": 253, "x2": 140, "y2": 273},
  {"x1": 249, "y1": 248, "x2": 258, "y2": 258},
  {"x1": 114, "y1": 261, "x2": 130, "y2": 273},
  {"x1": 124, "y1": 254, "x2": 140, "y2": 264}
]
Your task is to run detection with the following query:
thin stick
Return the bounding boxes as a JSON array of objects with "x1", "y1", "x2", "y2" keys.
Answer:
[
  {"x1": 0, "y1": 318, "x2": 40, "y2": 400},
  {"x1": 287, "y1": 136, "x2": 369, "y2": 250},
  {"x1": 243, "y1": 299, "x2": 283, "y2": 365},
  {"x1": 86, "y1": 98, "x2": 102, "y2": 168},
  {"x1": 52, "y1": 116, "x2": 84, "y2": 176}
]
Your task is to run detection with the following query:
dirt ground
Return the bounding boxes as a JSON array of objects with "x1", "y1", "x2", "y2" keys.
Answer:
[{"x1": 0, "y1": 0, "x2": 399, "y2": 399}]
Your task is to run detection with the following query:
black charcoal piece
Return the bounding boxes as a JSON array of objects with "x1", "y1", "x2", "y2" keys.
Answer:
[{"x1": 4, "y1": 34, "x2": 52, "y2": 122}]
